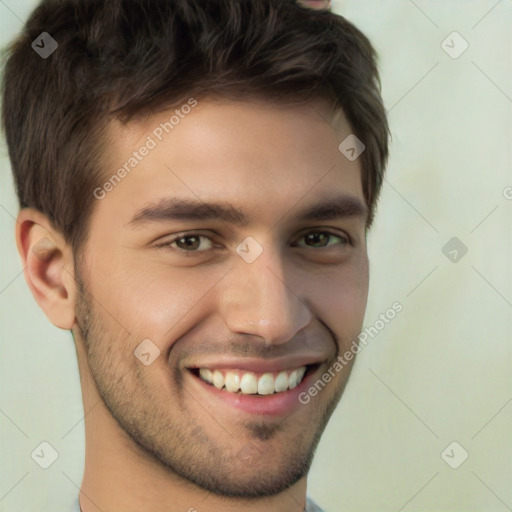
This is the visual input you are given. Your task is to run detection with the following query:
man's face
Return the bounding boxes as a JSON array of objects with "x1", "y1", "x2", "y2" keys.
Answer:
[{"x1": 75, "y1": 98, "x2": 369, "y2": 497}]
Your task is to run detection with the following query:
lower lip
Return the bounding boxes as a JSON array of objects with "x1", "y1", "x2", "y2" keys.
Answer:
[{"x1": 186, "y1": 367, "x2": 319, "y2": 417}]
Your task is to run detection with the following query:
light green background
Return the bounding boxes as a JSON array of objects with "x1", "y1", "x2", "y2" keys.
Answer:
[{"x1": 1, "y1": 1, "x2": 511, "y2": 511}]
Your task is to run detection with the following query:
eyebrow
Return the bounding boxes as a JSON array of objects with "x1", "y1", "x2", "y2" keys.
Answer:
[
  {"x1": 128, "y1": 195, "x2": 367, "y2": 227},
  {"x1": 295, "y1": 196, "x2": 367, "y2": 222}
]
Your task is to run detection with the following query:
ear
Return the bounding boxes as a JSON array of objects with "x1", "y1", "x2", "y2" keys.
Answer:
[{"x1": 15, "y1": 208, "x2": 78, "y2": 329}]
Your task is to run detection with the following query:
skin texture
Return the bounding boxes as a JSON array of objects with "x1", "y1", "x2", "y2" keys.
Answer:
[
  {"x1": 298, "y1": 0, "x2": 332, "y2": 10},
  {"x1": 17, "y1": 98, "x2": 369, "y2": 512}
]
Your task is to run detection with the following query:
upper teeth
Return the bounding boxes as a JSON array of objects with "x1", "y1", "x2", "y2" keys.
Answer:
[{"x1": 198, "y1": 367, "x2": 307, "y2": 395}]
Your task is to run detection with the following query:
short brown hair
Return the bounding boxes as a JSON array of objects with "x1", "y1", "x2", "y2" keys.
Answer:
[{"x1": 2, "y1": 0, "x2": 389, "y2": 252}]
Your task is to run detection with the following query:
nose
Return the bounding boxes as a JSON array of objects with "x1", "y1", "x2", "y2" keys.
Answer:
[{"x1": 218, "y1": 246, "x2": 313, "y2": 345}]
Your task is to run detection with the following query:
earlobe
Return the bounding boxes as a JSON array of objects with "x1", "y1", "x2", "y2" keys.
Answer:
[{"x1": 16, "y1": 208, "x2": 78, "y2": 330}]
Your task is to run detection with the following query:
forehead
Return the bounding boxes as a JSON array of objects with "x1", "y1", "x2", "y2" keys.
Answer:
[{"x1": 94, "y1": 98, "x2": 364, "y2": 229}]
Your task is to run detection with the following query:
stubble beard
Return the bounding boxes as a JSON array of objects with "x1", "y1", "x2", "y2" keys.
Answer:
[{"x1": 73, "y1": 279, "x2": 348, "y2": 498}]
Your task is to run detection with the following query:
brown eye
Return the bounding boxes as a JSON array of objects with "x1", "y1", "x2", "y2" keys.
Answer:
[
  {"x1": 296, "y1": 231, "x2": 348, "y2": 249},
  {"x1": 165, "y1": 235, "x2": 214, "y2": 252},
  {"x1": 176, "y1": 236, "x2": 201, "y2": 250}
]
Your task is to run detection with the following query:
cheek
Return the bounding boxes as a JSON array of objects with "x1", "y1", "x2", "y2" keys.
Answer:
[
  {"x1": 89, "y1": 257, "x2": 226, "y2": 343},
  {"x1": 309, "y1": 259, "x2": 369, "y2": 336}
]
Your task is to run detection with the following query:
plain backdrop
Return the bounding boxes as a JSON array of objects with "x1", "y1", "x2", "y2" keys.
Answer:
[{"x1": 1, "y1": 1, "x2": 511, "y2": 511}]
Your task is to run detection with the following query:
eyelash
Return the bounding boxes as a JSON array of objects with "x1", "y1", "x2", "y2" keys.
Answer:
[{"x1": 156, "y1": 230, "x2": 351, "y2": 254}]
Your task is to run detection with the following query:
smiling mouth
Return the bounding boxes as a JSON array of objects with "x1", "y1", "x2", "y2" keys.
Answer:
[{"x1": 189, "y1": 365, "x2": 318, "y2": 396}]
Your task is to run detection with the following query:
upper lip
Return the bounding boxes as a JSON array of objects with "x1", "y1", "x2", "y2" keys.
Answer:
[{"x1": 184, "y1": 355, "x2": 325, "y2": 374}]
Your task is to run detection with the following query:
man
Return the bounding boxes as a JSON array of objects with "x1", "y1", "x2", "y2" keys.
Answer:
[{"x1": 1, "y1": 0, "x2": 388, "y2": 510}]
